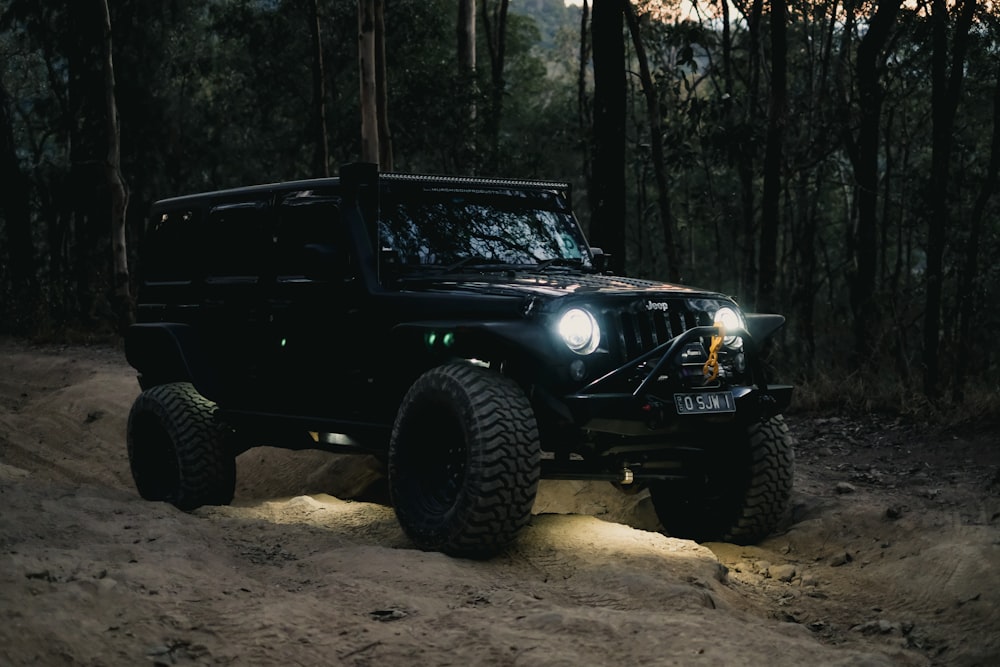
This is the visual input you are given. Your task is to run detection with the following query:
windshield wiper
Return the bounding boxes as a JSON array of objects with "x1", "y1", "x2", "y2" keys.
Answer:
[
  {"x1": 534, "y1": 257, "x2": 588, "y2": 272},
  {"x1": 439, "y1": 256, "x2": 510, "y2": 273}
]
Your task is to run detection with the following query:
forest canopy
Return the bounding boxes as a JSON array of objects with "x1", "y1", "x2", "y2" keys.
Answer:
[{"x1": 1, "y1": 0, "x2": 998, "y2": 410}]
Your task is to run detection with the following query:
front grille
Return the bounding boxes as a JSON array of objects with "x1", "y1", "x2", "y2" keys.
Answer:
[{"x1": 611, "y1": 302, "x2": 701, "y2": 359}]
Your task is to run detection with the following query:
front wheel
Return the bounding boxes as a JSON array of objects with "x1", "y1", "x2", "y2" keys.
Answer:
[
  {"x1": 649, "y1": 415, "x2": 794, "y2": 544},
  {"x1": 388, "y1": 363, "x2": 541, "y2": 558},
  {"x1": 126, "y1": 382, "x2": 236, "y2": 510}
]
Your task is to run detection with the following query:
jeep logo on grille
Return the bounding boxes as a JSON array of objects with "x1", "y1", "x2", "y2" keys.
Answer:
[{"x1": 646, "y1": 301, "x2": 669, "y2": 312}]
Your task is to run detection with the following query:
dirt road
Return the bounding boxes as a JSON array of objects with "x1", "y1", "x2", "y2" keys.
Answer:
[{"x1": 1, "y1": 339, "x2": 997, "y2": 665}]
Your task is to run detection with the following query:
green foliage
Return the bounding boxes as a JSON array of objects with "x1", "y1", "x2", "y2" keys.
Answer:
[{"x1": 617, "y1": 1, "x2": 1000, "y2": 406}]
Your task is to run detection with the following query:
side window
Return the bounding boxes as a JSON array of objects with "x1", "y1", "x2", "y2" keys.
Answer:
[
  {"x1": 276, "y1": 192, "x2": 342, "y2": 279},
  {"x1": 205, "y1": 200, "x2": 269, "y2": 280},
  {"x1": 142, "y1": 208, "x2": 200, "y2": 283}
]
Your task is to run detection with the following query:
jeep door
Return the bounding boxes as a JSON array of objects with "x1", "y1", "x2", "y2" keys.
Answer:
[
  {"x1": 261, "y1": 189, "x2": 367, "y2": 417},
  {"x1": 200, "y1": 198, "x2": 271, "y2": 402}
]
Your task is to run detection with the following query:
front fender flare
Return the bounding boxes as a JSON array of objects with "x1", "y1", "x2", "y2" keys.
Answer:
[
  {"x1": 390, "y1": 320, "x2": 557, "y2": 368},
  {"x1": 744, "y1": 313, "x2": 786, "y2": 342}
]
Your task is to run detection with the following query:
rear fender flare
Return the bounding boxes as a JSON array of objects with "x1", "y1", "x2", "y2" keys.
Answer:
[{"x1": 125, "y1": 323, "x2": 221, "y2": 400}]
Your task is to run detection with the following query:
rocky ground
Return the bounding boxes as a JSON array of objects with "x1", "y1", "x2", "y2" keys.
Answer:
[{"x1": 0, "y1": 338, "x2": 997, "y2": 666}]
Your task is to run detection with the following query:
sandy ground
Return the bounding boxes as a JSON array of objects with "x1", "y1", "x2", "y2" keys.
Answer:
[{"x1": 0, "y1": 338, "x2": 997, "y2": 666}]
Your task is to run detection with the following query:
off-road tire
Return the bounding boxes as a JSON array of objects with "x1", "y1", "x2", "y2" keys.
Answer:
[
  {"x1": 388, "y1": 363, "x2": 541, "y2": 558},
  {"x1": 649, "y1": 415, "x2": 793, "y2": 544},
  {"x1": 127, "y1": 382, "x2": 236, "y2": 510}
]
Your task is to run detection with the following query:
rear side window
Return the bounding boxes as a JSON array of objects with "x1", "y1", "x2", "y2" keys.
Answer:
[
  {"x1": 142, "y1": 208, "x2": 200, "y2": 283},
  {"x1": 276, "y1": 192, "x2": 341, "y2": 279},
  {"x1": 205, "y1": 200, "x2": 269, "y2": 279}
]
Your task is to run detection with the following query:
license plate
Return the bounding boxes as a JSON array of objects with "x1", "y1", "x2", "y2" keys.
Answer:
[{"x1": 674, "y1": 391, "x2": 736, "y2": 415}]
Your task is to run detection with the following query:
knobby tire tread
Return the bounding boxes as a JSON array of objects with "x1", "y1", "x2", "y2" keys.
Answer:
[
  {"x1": 127, "y1": 382, "x2": 235, "y2": 510},
  {"x1": 651, "y1": 415, "x2": 793, "y2": 544},
  {"x1": 722, "y1": 416, "x2": 794, "y2": 543},
  {"x1": 389, "y1": 363, "x2": 541, "y2": 558}
]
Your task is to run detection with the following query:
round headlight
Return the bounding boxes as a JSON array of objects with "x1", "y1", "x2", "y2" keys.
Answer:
[
  {"x1": 713, "y1": 306, "x2": 744, "y2": 346},
  {"x1": 558, "y1": 308, "x2": 600, "y2": 355}
]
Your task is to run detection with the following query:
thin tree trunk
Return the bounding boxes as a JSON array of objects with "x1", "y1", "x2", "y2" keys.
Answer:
[
  {"x1": 458, "y1": 0, "x2": 476, "y2": 88},
  {"x1": 481, "y1": 0, "x2": 509, "y2": 174},
  {"x1": 0, "y1": 78, "x2": 36, "y2": 334},
  {"x1": 69, "y1": 0, "x2": 108, "y2": 325},
  {"x1": 358, "y1": 0, "x2": 378, "y2": 163},
  {"x1": 848, "y1": 0, "x2": 899, "y2": 367},
  {"x1": 794, "y1": 169, "x2": 819, "y2": 374},
  {"x1": 457, "y1": 0, "x2": 476, "y2": 171},
  {"x1": 624, "y1": 2, "x2": 680, "y2": 282},
  {"x1": 98, "y1": 0, "x2": 132, "y2": 331},
  {"x1": 309, "y1": 0, "x2": 330, "y2": 177},
  {"x1": 954, "y1": 56, "x2": 1000, "y2": 402},
  {"x1": 590, "y1": 0, "x2": 626, "y2": 272},
  {"x1": 577, "y1": 1, "x2": 593, "y2": 215},
  {"x1": 375, "y1": 0, "x2": 392, "y2": 170},
  {"x1": 720, "y1": 0, "x2": 732, "y2": 96},
  {"x1": 924, "y1": 0, "x2": 977, "y2": 397},
  {"x1": 758, "y1": 0, "x2": 786, "y2": 313},
  {"x1": 719, "y1": 0, "x2": 741, "y2": 290},
  {"x1": 738, "y1": 0, "x2": 763, "y2": 305}
]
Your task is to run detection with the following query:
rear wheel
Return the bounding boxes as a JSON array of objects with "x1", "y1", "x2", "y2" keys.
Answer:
[
  {"x1": 649, "y1": 415, "x2": 793, "y2": 544},
  {"x1": 127, "y1": 382, "x2": 235, "y2": 510},
  {"x1": 388, "y1": 363, "x2": 541, "y2": 558}
]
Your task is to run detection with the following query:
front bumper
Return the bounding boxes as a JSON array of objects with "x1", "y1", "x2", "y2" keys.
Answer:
[{"x1": 555, "y1": 325, "x2": 792, "y2": 436}]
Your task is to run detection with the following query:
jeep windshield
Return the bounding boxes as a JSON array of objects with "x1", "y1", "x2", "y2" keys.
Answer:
[{"x1": 377, "y1": 185, "x2": 593, "y2": 276}]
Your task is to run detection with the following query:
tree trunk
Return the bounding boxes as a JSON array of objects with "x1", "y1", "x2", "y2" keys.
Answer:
[
  {"x1": 737, "y1": 0, "x2": 763, "y2": 305},
  {"x1": 924, "y1": 0, "x2": 977, "y2": 398},
  {"x1": 954, "y1": 56, "x2": 1000, "y2": 402},
  {"x1": 69, "y1": 0, "x2": 111, "y2": 327},
  {"x1": 481, "y1": 0, "x2": 510, "y2": 174},
  {"x1": 624, "y1": 2, "x2": 680, "y2": 282},
  {"x1": 0, "y1": 78, "x2": 36, "y2": 334},
  {"x1": 358, "y1": 0, "x2": 378, "y2": 163},
  {"x1": 309, "y1": 0, "x2": 330, "y2": 177},
  {"x1": 577, "y1": 1, "x2": 593, "y2": 216},
  {"x1": 98, "y1": 0, "x2": 132, "y2": 332},
  {"x1": 457, "y1": 0, "x2": 476, "y2": 85},
  {"x1": 720, "y1": 0, "x2": 733, "y2": 96},
  {"x1": 590, "y1": 0, "x2": 626, "y2": 272},
  {"x1": 457, "y1": 0, "x2": 476, "y2": 171},
  {"x1": 758, "y1": 0, "x2": 786, "y2": 313},
  {"x1": 848, "y1": 0, "x2": 899, "y2": 367},
  {"x1": 375, "y1": 0, "x2": 392, "y2": 170},
  {"x1": 793, "y1": 169, "x2": 819, "y2": 374}
]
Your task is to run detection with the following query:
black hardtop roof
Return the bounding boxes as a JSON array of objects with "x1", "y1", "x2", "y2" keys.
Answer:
[{"x1": 151, "y1": 172, "x2": 572, "y2": 210}]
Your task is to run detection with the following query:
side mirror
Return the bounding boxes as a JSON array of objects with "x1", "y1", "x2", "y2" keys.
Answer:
[{"x1": 590, "y1": 247, "x2": 613, "y2": 274}]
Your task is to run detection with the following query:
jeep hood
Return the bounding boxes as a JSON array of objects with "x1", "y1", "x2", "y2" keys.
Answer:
[{"x1": 397, "y1": 271, "x2": 723, "y2": 300}]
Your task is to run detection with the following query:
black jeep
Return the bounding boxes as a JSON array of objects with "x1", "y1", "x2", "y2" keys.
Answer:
[{"x1": 125, "y1": 163, "x2": 793, "y2": 557}]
